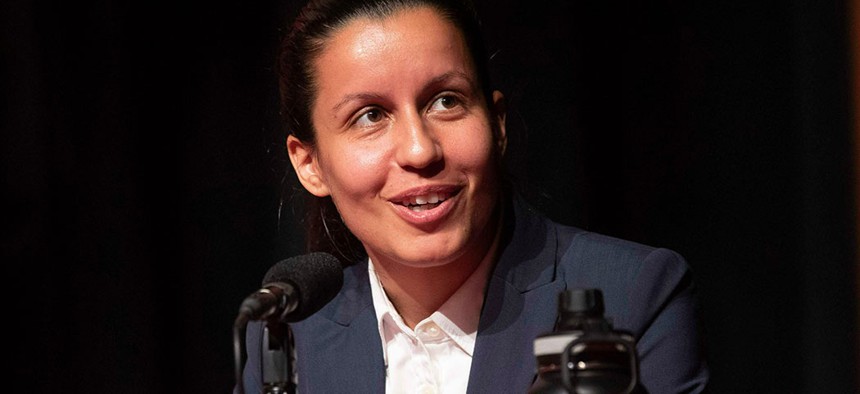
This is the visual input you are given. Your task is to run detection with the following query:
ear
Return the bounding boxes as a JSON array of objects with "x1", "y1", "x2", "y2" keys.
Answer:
[
  {"x1": 491, "y1": 90, "x2": 507, "y2": 155},
  {"x1": 286, "y1": 135, "x2": 331, "y2": 197}
]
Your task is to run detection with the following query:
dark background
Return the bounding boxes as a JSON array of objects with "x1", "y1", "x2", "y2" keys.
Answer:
[{"x1": 2, "y1": 0, "x2": 857, "y2": 393}]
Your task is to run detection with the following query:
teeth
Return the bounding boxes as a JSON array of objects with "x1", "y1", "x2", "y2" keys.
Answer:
[{"x1": 404, "y1": 192, "x2": 448, "y2": 206}]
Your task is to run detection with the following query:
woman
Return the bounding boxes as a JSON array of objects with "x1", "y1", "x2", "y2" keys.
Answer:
[{"x1": 240, "y1": 0, "x2": 709, "y2": 392}]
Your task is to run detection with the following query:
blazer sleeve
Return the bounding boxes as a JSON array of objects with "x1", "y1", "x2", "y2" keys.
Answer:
[{"x1": 628, "y1": 248, "x2": 710, "y2": 393}]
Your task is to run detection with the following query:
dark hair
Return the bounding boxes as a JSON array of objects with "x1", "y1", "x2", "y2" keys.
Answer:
[{"x1": 278, "y1": 0, "x2": 496, "y2": 264}]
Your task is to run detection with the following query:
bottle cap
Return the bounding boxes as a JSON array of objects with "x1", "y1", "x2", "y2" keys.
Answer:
[{"x1": 559, "y1": 288, "x2": 604, "y2": 317}]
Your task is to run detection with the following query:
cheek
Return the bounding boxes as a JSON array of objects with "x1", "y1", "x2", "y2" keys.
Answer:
[
  {"x1": 446, "y1": 123, "x2": 497, "y2": 172},
  {"x1": 318, "y1": 142, "x2": 388, "y2": 199}
]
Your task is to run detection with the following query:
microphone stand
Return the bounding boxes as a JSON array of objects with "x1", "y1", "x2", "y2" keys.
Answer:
[
  {"x1": 233, "y1": 316, "x2": 296, "y2": 394},
  {"x1": 261, "y1": 319, "x2": 296, "y2": 394}
]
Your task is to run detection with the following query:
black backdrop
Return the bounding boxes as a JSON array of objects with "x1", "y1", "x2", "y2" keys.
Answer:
[{"x1": 2, "y1": 0, "x2": 857, "y2": 392}]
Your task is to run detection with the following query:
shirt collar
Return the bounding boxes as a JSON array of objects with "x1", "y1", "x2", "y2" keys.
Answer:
[
  {"x1": 368, "y1": 260, "x2": 396, "y2": 365},
  {"x1": 368, "y1": 244, "x2": 496, "y2": 362}
]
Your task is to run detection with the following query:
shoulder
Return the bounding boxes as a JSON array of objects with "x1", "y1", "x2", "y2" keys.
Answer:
[
  {"x1": 504, "y1": 195, "x2": 693, "y2": 297},
  {"x1": 539, "y1": 216, "x2": 696, "y2": 336},
  {"x1": 511, "y1": 195, "x2": 691, "y2": 282},
  {"x1": 555, "y1": 224, "x2": 690, "y2": 281}
]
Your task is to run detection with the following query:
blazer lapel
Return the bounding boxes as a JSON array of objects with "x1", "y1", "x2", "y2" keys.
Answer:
[
  {"x1": 467, "y1": 196, "x2": 566, "y2": 393},
  {"x1": 293, "y1": 260, "x2": 386, "y2": 393}
]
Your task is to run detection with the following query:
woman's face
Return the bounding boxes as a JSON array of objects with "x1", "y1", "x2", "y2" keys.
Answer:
[{"x1": 288, "y1": 6, "x2": 505, "y2": 269}]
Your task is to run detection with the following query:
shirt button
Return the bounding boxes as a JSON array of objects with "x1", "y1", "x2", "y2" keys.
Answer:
[
  {"x1": 418, "y1": 384, "x2": 437, "y2": 394},
  {"x1": 421, "y1": 323, "x2": 441, "y2": 339}
]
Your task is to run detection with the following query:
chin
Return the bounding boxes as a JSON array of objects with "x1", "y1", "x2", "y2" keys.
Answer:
[{"x1": 388, "y1": 239, "x2": 470, "y2": 268}]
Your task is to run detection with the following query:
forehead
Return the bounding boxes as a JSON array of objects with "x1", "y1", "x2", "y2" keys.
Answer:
[{"x1": 311, "y1": 6, "x2": 473, "y2": 95}]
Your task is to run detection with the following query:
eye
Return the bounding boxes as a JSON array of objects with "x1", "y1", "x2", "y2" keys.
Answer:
[
  {"x1": 354, "y1": 108, "x2": 385, "y2": 127},
  {"x1": 429, "y1": 95, "x2": 460, "y2": 111}
]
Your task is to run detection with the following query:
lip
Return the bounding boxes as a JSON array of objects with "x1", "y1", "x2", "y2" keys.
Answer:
[{"x1": 387, "y1": 185, "x2": 463, "y2": 226}]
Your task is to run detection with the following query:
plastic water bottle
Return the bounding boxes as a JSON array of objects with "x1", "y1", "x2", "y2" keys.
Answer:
[{"x1": 528, "y1": 289, "x2": 641, "y2": 394}]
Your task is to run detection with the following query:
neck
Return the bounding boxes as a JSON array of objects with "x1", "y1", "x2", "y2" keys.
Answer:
[{"x1": 370, "y1": 207, "x2": 503, "y2": 329}]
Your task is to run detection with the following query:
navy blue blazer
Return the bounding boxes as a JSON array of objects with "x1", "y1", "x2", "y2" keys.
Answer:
[{"x1": 239, "y1": 197, "x2": 709, "y2": 393}]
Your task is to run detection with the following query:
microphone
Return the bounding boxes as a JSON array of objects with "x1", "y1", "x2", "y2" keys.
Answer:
[
  {"x1": 237, "y1": 252, "x2": 343, "y2": 324},
  {"x1": 233, "y1": 252, "x2": 343, "y2": 394}
]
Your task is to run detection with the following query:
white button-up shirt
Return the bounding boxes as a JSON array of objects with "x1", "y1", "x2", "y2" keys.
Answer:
[{"x1": 368, "y1": 255, "x2": 493, "y2": 394}]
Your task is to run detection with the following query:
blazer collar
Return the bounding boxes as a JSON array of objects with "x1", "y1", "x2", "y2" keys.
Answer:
[
  {"x1": 491, "y1": 194, "x2": 559, "y2": 293},
  {"x1": 324, "y1": 258, "x2": 373, "y2": 326}
]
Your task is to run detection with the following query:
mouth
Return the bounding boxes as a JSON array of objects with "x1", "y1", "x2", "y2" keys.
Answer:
[{"x1": 392, "y1": 189, "x2": 460, "y2": 212}]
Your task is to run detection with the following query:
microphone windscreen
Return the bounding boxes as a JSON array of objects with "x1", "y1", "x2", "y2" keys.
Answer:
[{"x1": 262, "y1": 252, "x2": 344, "y2": 322}]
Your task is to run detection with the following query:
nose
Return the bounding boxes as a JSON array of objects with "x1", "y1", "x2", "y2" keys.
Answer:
[{"x1": 394, "y1": 111, "x2": 442, "y2": 170}]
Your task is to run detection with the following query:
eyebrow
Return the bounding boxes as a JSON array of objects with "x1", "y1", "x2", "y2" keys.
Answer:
[
  {"x1": 329, "y1": 71, "x2": 476, "y2": 114},
  {"x1": 421, "y1": 71, "x2": 477, "y2": 100},
  {"x1": 331, "y1": 93, "x2": 386, "y2": 114},
  {"x1": 426, "y1": 71, "x2": 475, "y2": 90}
]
